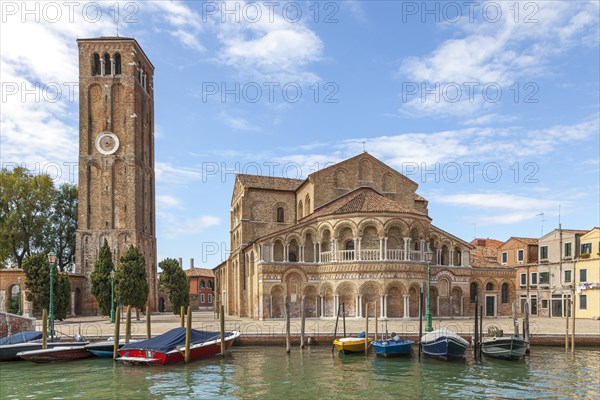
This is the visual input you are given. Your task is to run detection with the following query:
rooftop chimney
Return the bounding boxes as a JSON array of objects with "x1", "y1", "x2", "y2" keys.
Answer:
[
  {"x1": 178, "y1": 257, "x2": 182, "y2": 267},
  {"x1": 190, "y1": 258, "x2": 195, "y2": 269}
]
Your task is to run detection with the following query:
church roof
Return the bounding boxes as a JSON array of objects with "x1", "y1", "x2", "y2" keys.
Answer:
[
  {"x1": 302, "y1": 187, "x2": 427, "y2": 222},
  {"x1": 237, "y1": 174, "x2": 304, "y2": 191},
  {"x1": 185, "y1": 268, "x2": 214, "y2": 278}
]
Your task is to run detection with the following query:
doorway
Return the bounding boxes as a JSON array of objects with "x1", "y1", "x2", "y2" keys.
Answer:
[{"x1": 485, "y1": 295, "x2": 496, "y2": 317}]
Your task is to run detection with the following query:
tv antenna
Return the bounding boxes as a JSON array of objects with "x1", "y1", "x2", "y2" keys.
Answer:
[
  {"x1": 536, "y1": 213, "x2": 545, "y2": 237},
  {"x1": 362, "y1": 140, "x2": 367, "y2": 153}
]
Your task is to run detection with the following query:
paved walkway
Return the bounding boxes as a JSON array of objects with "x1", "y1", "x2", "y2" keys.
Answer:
[{"x1": 52, "y1": 311, "x2": 600, "y2": 340}]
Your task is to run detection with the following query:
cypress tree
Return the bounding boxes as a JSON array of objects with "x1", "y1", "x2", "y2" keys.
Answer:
[
  {"x1": 158, "y1": 258, "x2": 190, "y2": 314},
  {"x1": 90, "y1": 239, "x2": 114, "y2": 316},
  {"x1": 116, "y1": 245, "x2": 148, "y2": 309}
]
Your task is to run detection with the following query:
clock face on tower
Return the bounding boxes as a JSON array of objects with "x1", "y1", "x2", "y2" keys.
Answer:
[{"x1": 95, "y1": 132, "x2": 120, "y2": 155}]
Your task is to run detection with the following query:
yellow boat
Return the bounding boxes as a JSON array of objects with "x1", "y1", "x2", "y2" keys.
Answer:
[{"x1": 333, "y1": 337, "x2": 373, "y2": 354}]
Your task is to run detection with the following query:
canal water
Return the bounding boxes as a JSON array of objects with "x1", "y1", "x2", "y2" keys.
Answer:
[{"x1": 1, "y1": 346, "x2": 598, "y2": 399}]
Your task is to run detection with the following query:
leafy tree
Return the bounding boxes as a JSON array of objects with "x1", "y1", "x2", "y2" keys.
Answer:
[
  {"x1": 0, "y1": 168, "x2": 54, "y2": 268},
  {"x1": 158, "y1": 258, "x2": 190, "y2": 315},
  {"x1": 23, "y1": 253, "x2": 52, "y2": 309},
  {"x1": 115, "y1": 245, "x2": 148, "y2": 310},
  {"x1": 91, "y1": 240, "x2": 115, "y2": 316},
  {"x1": 50, "y1": 183, "x2": 78, "y2": 272},
  {"x1": 54, "y1": 272, "x2": 71, "y2": 320}
]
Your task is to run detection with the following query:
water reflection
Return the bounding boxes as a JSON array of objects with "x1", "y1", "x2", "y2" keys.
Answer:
[{"x1": 0, "y1": 347, "x2": 598, "y2": 399}]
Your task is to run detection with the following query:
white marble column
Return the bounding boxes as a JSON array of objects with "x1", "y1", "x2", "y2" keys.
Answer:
[
  {"x1": 403, "y1": 237, "x2": 410, "y2": 261},
  {"x1": 403, "y1": 295, "x2": 410, "y2": 318},
  {"x1": 384, "y1": 237, "x2": 388, "y2": 260},
  {"x1": 320, "y1": 296, "x2": 324, "y2": 317},
  {"x1": 437, "y1": 249, "x2": 442, "y2": 265},
  {"x1": 314, "y1": 242, "x2": 318, "y2": 263},
  {"x1": 449, "y1": 250, "x2": 455, "y2": 266},
  {"x1": 357, "y1": 238, "x2": 362, "y2": 261},
  {"x1": 70, "y1": 292, "x2": 76, "y2": 316},
  {"x1": 380, "y1": 296, "x2": 385, "y2": 318},
  {"x1": 379, "y1": 238, "x2": 383, "y2": 260},
  {"x1": 317, "y1": 242, "x2": 321, "y2": 263},
  {"x1": 299, "y1": 245, "x2": 304, "y2": 262},
  {"x1": 332, "y1": 240, "x2": 338, "y2": 262},
  {"x1": 357, "y1": 295, "x2": 362, "y2": 318},
  {"x1": 353, "y1": 238, "x2": 359, "y2": 261},
  {"x1": 284, "y1": 244, "x2": 289, "y2": 262},
  {"x1": 270, "y1": 244, "x2": 274, "y2": 262},
  {"x1": 420, "y1": 240, "x2": 426, "y2": 261}
]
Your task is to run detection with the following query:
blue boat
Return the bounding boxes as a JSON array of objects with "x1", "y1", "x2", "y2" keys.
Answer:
[
  {"x1": 420, "y1": 328, "x2": 469, "y2": 360},
  {"x1": 371, "y1": 334, "x2": 414, "y2": 357}
]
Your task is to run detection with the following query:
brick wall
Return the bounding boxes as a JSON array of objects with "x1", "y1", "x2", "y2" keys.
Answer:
[{"x1": 0, "y1": 312, "x2": 35, "y2": 338}]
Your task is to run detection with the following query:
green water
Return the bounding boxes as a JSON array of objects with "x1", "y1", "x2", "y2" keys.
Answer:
[{"x1": 0, "y1": 346, "x2": 598, "y2": 399}]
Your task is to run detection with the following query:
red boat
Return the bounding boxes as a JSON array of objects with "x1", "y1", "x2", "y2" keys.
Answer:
[
  {"x1": 17, "y1": 345, "x2": 92, "y2": 363},
  {"x1": 117, "y1": 328, "x2": 240, "y2": 365}
]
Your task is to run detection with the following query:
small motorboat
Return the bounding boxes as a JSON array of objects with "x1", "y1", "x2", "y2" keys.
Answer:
[
  {"x1": 17, "y1": 345, "x2": 92, "y2": 363},
  {"x1": 420, "y1": 328, "x2": 469, "y2": 360},
  {"x1": 481, "y1": 336, "x2": 529, "y2": 361},
  {"x1": 85, "y1": 338, "x2": 135, "y2": 358},
  {"x1": 371, "y1": 334, "x2": 414, "y2": 357},
  {"x1": 117, "y1": 328, "x2": 240, "y2": 365},
  {"x1": 0, "y1": 331, "x2": 88, "y2": 362},
  {"x1": 333, "y1": 332, "x2": 372, "y2": 355}
]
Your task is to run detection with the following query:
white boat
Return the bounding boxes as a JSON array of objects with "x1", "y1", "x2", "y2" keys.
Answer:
[{"x1": 481, "y1": 336, "x2": 529, "y2": 361}]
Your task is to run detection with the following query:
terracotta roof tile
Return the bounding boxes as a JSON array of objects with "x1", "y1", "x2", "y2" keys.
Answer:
[
  {"x1": 185, "y1": 268, "x2": 214, "y2": 278},
  {"x1": 302, "y1": 187, "x2": 426, "y2": 222},
  {"x1": 237, "y1": 174, "x2": 304, "y2": 191}
]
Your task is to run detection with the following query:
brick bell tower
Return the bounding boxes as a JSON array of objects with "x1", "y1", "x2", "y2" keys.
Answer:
[{"x1": 75, "y1": 37, "x2": 157, "y2": 314}]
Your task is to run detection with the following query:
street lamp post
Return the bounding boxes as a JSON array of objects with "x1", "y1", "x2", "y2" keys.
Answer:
[
  {"x1": 47, "y1": 252, "x2": 56, "y2": 342},
  {"x1": 17, "y1": 276, "x2": 22, "y2": 316},
  {"x1": 110, "y1": 270, "x2": 115, "y2": 323},
  {"x1": 425, "y1": 249, "x2": 434, "y2": 333}
]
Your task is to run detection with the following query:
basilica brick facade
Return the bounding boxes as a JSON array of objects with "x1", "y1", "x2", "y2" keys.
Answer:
[{"x1": 215, "y1": 153, "x2": 516, "y2": 320}]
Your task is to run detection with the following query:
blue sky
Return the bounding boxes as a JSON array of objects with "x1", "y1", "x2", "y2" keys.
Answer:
[{"x1": 2, "y1": 1, "x2": 599, "y2": 269}]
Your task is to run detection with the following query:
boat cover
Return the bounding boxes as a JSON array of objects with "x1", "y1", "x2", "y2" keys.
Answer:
[
  {"x1": 120, "y1": 328, "x2": 227, "y2": 353},
  {"x1": 420, "y1": 328, "x2": 469, "y2": 346},
  {"x1": 0, "y1": 330, "x2": 42, "y2": 345}
]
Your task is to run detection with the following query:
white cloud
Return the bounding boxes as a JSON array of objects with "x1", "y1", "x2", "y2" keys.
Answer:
[
  {"x1": 217, "y1": 110, "x2": 261, "y2": 132},
  {"x1": 155, "y1": 161, "x2": 203, "y2": 184},
  {"x1": 160, "y1": 214, "x2": 221, "y2": 238},
  {"x1": 398, "y1": 1, "x2": 599, "y2": 119},
  {"x1": 147, "y1": 1, "x2": 205, "y2": 52},
  {"x1": 156, "y1": 194, "x2": 181, "y2": 209}
]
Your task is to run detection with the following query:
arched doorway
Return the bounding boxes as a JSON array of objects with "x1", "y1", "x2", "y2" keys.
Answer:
[{"x1": 158, "y1": 297, "x2": 166, "y2": 313}]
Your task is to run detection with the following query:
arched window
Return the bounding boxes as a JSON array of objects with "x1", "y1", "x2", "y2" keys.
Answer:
[
  {"x1": 470, "y1": 282, "x2": 478, "y2": 303},
  {"x1": 276, "y1": 207, "x2": 284, "y2": 222},
  {"x1": 114, "y1": 53, "x2": 122, "y2": 75},
  {"x1": 104, "y1": 53, "x2": 112, "y2": 75},
  {"x1": 208, "y1": 280, "x2": 213, "y2": 289},
  {"x1": 92, "y1": 53, "x2": 101, "y2": 76},
  {"x1": 289, "y1": 252, "x2": 297, "y2": 262},
  {"x1": 486, "y1": 282, "x2": 494, "y2": 291},
  {"x1": 298, "y1": 200, "x2": 304, "y2": 219},
  {"x1": 200, "y1": 280, "x2": 206, "y2": 288},
  {"x1": 501, "y1": 283, "x2": 509, "y2": 303}
]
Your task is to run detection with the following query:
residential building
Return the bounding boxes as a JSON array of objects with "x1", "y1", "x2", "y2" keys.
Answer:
[
  {"x1": 499, "y1": 237, "x2": 539, "y2": 315},
  {"x1": 536, "y1": 229, "x2": 588, "y2": 317},
  {"x1": 214, "y1": 153, "x2": 515, "y2": 320},
  {"x1": 185, "y1": 258, "x2": 215, "y2": 310},
  {"x1": 575, "y1": 228, "x2": 600, "y2": 319}
]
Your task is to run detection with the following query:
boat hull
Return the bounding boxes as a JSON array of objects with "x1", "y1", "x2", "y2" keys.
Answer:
[
  {"x1": 371, "y1": 340, "x2": 414, "y2": 357},
  {"x1": 481, "y1": 337, "x2": 529, "y2": 360},
  {"x1": 118, "y1": 332, "x2": 239, "y2": 365},
  {"x1": 85, "y1": 340, "x2": 132, "y2": 358},
  {"x1": 17, "y1": 346, "x2": 93, "y2": 363},
  {"x1": 1, "y1": 341, "x2": 89, "y2": 362},
  {"x1": 333, "y1": 338, "x2": 372, "y2": 354},
  {"x1": 421, "y1": 337, "x2": 468, "y2": 359}
]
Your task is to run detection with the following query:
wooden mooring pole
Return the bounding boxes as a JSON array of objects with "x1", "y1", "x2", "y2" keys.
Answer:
[
  {"x1": 185, "y1": 306, "x2": 192, "y2": 363},
  {"x1": 113, "y1": 306, "x2": 121, "y2": 360},
  {"x1": 220, "y1": 304, "x2": 225, "y2": 356},
  {"x1": 332, "y1": 303, "x2": 341, "y2": 353},
  {"x1": 364, "y1": 302, "x2": 369, "y2": 355},
  {"x1": 375, "y1": 302, "x2": 378, "y2": 341},
  {"x1": 300, "y1": 296, "x2": 306, "y2": 349},
  {"x1": 42, "y1": 309, "x2": 48, "y2": 350},
  {"x1": 146, "y1": 305, "x2": 151, "y2": 339},
  {"x1": 125, "y1": 305, "x2": 132, "y2": 344},
  {"x1": 474, "y1": 297, "x2": 478, "y2": 359},
  {"x1": 565, "y1": 295, "x2": 569, "y2": 352},
  {"x1": 342, "y1": 303, "x2": 346, "y2": 338},
  {"x1": 418, "y1": 285, "x2": 423, "y2": 361},
  {"x1": 285, "y1": 302, "x2": 291, "y2": 353},
  {"x1": 571, "y1": 290, "x2": 576, "y2": 353},
  {"x1": 180, "y1": 306, "x2": 185, "y2": 328}
]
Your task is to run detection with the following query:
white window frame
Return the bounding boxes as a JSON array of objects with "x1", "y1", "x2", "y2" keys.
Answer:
[
  {"x1": 540, "y1": 245, "x2": 548, "y2": 260},
  {"x1": 501, "y1": 252, "x2": 508, "y2": 265},
  {"x1": 531, "y1": 272, "x2": 538, "y2": 286},
  {"x1": 579, "y1": 294, "x2": 587, "y2": 310},
  {"x1": 208, "y1": 294, "x2": 213, "y2": 303},
  {"x1": 200, "y1": 293, "x2": 205, "y2": 304},
  {"x1": 517, "y1": 249, "x2": 525, "y2": 263}
]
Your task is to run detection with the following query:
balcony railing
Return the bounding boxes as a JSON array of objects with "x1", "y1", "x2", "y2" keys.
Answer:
[
  {"x1": 360, "y1": 249, "x2": 380, "y2": 261},
  {"x1": 338, "y1": 250, "x2": 354, "y2": 261}
]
